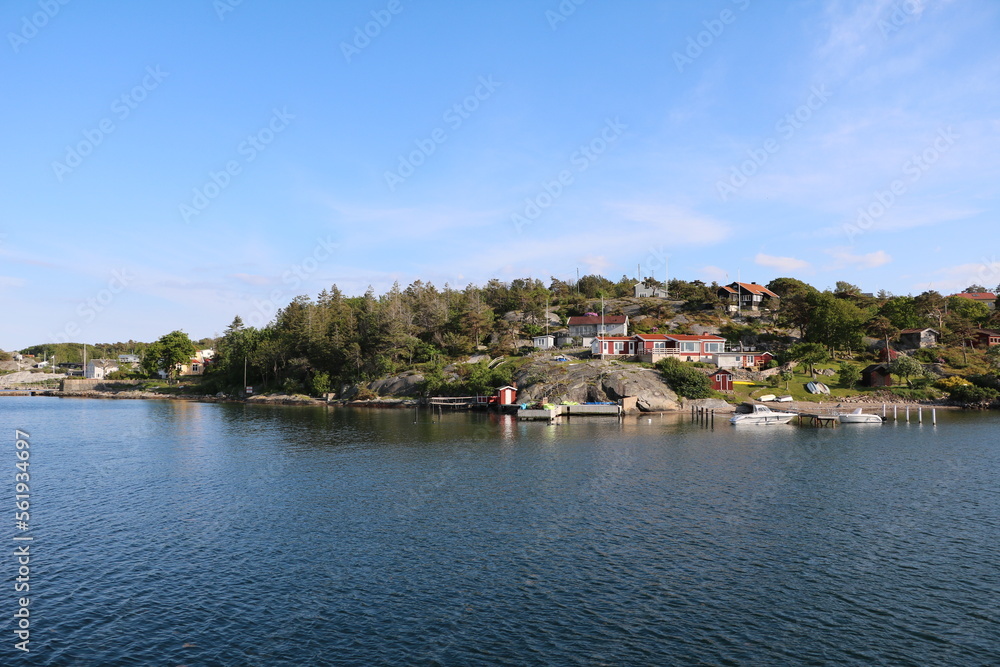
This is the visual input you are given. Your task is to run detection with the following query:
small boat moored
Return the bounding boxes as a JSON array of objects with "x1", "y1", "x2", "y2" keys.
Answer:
[
  {"x1": 730, "y1": 403, "x2": 798, "y2": 425},
  {"x1": 838, "y1": 408, "x2": 883, "y2": 424}
]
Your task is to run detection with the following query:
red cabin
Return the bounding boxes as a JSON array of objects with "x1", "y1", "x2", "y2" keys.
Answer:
[
  {"x1": 496, "y1": 385, "x2": 518, "y2": 405},
  {"x1": 710, "y1": 368, "x2": 733, "y2": 392}
]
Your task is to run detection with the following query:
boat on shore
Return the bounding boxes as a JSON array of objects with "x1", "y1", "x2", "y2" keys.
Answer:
[
  {"x1": 838, "y1": 408, "x2": 883, "y2": 424},
  {"x1": 758, "y1": 394, "x2": 777, "y2": 402},
  {"x1": 806, "y1": 381, "x2": 830, "y2": 395},
  {"x1": 730, "y1": 404, "x2": 798, "y2": 425},
  {"x1": 776, "y1": 395, "x2": 793, "y2": 402}
]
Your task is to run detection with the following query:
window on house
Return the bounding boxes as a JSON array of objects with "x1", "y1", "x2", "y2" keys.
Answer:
[
  {"x1": 614, "y1": 342, "x2": 624, "y2": 353},
  {"x1": 705, "y1": 342, "x2": 723, "y2": 353},
  {"x1": 681, "y1": 342, "x2": 697, "y2": 352}
]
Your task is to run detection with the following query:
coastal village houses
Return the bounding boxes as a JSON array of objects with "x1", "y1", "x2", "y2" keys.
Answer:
[
  {"x1": 717, "y1": 282, "x2": 780, "y2": 313},
  {"x1": 568, "y1": 315, "x2": 628, "y2": 346}
]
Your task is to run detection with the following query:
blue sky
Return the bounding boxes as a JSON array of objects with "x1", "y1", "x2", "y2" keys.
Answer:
[{"x1": 2, "y1": 0, "x2": 999, "y2": 349}]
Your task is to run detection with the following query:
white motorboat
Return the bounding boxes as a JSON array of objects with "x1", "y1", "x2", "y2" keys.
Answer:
[
  {"x1": 838, "y1": 408, "x2": 883, "y2": 424},
  {"x1": 730, "y1": 404, "x2": 797, "y2": 425}
]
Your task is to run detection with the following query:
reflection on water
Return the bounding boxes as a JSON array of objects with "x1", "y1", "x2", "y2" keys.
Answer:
[{"x1": 2, "y1": 397, "x2": 998, "y2": 665}]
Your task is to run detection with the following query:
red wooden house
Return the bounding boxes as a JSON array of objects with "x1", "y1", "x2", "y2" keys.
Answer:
[
  {"x1": 591, "y1": 336, "x2": 637, "y2": 359},
  {"x1": 710, "y1": 368, "x2": 733, "y2": 392}
]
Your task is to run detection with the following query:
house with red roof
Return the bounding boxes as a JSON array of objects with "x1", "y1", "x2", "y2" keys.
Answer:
[
  {"x1": 568, "y1": 314, "x2": 628, "y2": 345},
  {"x1": 717, "y1": 281, "x2": 780, "y2": 313},
  {"x1": 636, "y1": 333, "x2": 726, "y2": 363},
  {"x1": 950, "y1": 292, "x2": 996, "y2": 310}
]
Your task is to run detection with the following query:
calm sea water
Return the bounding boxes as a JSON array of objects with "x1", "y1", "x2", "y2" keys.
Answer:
[{"x1": 1, "y1": 397, "x2": 998, "y2": 665}]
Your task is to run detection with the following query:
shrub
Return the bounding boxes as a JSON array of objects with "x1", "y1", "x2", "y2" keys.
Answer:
[
  {"x1": 655, "y1": 357, "x2": 713, "y2": 399},
  {"x1": 948, "y1": 384, "x2": 999, "y2": 407},
  {"x1": 912, "y1": 348, "x2": 938, "y2": 363},
  {"x1": 935, "y1": 375, "x2": 972, "y2": 391},
  {"x1": 310, "y1": 372, "x2": 331, "y2": 396}
]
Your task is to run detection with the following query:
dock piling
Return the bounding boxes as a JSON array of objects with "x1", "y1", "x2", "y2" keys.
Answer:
[
  {"x1": 932, "y1": 408, "x2": 937, "y2": 425},
  {"x1": 906, "y1": 405, "x2": 910, "y2": 423},
  {"x1": 918, "y1": 406, "x2": 923, "y2": 424}
]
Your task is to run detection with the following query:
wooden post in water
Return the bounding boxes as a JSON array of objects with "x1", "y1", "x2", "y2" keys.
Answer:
[
  {"x1": 918, "y1": 406, "x2": 923, "y2": 424},
  {"x1": 711, "y1": 409, "x2": 715, "y2": 428},
  {"x1": 932, "y1": 408, "x2": 937, "y2": 425},
  {"x1": 894, "y1": 405, "x2": 898, "y2": 421},
  {"x1": 882, "y1": 403, "x2": 886, "y2": 418},
  {"x1": 906, "y1": 405, "x2": 910, "y2": 423}
]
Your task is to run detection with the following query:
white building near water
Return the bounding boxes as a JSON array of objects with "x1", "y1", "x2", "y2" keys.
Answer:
[{"x1": 85, "y1": 359, "x2": 119, "y2": 379}]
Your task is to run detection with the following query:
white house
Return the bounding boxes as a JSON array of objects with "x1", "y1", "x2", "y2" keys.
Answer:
[
  {"x1": 85, "y1": 359, "x2": 119, "y2": 379},
  {"x1": 634, "y1": 283, "x2": 669, "y2": 298},
  {"x1": 568, "y1": 315, "x2": 628, "y2": 346},
  {"x1": 118, "y1": 354, "x2": 141, "y2": 364},
  {"x1": 532, "y1": 334, "x2": 555, "y2": 350}
]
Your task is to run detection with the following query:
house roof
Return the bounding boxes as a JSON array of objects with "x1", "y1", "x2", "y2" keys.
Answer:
[
  {"x1": 899, "y1": 328, "x2": 940, "y2": 334},
  {"x1": 862, "y1": 364, "x2": 890, "y2": 374},
  {"x1": 713, "y1": 368, "x2": 733, "y2": 375},
  {"x1": 568, "y1": 315, "x2": 627, "y2": 325},
  {"x1": 718, "y1": 282, "x2": 779, "y2": 298},
  {"x1": 663, "y1": 334, "x2": 725, "y2": 341},
  {"x1": 634, "y1": 334, "x2": 670, "y2": 340},
  {"x1": 952, "y1": 292, "x2": 996, "y2": 301}
]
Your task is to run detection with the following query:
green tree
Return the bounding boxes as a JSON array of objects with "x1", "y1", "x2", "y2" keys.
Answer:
[
  {"x1": 986, "y1": 345, "x2": 1000, "y2": 371},
  {"x1": 142, "y1": 330, "x2": 196, "y2": 380},
  {"x1": 767, "y1": 277, "x2": 818, "y2": 335},
  {"x1": 866, "y1": 315, "x2": 898, "y2": 354},
  {"x1": 888, "y1": 355, "x2": 923, "y2": 387},
  {"x1": 787, "y1": 341, "x2": 828, "y2": 377},
  {"x1": 310, "y1": 372, "x2": 331, "y2": 396},
  {"x1": 838, "y1": 361, "x2": 861, "y2": 388},
  {"x1": 805, "y1": 291, "x2": 869, "y2": 354},
  {"x1": 947, "y1": 296, "x2": 991, "y2": 326},
  {"x1": 655, "y1": 357, "x2": 713, "y2": 399}
]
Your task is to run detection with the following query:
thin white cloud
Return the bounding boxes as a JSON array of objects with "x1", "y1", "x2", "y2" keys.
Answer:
[
  {"x1": 755, "y1": 253, "x2": 810, "y2": 272},
  {"x1": 698, "y1": 265, "x2": 730, "y2": 283},
  {"x1": 925, "y1": 260, "x2": 1000, "y2": 293},
  {"x1": 0, "y1": 276, "x2": 26, "y2": 288},
  {"x1": 604, "y1": 203, "x2": 730, "y2": 244},
  {"x1": 826, "y1": 247, "x2": 893, "y2": 269}
]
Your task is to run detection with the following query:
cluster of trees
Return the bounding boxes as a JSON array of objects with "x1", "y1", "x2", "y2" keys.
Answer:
[{"x1": 766, "y1": 278, "x2": 1000, "y2": 359}]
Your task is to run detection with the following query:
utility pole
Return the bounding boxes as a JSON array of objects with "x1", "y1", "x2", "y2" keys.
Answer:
[{"x1": 243, "y1": 355, "x2": 248, "y2": 397}]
